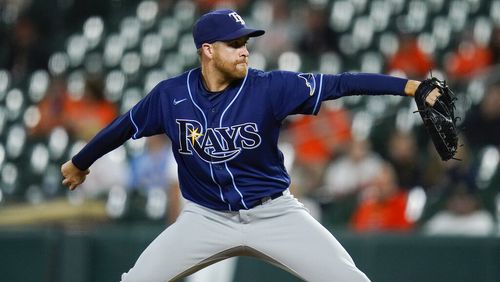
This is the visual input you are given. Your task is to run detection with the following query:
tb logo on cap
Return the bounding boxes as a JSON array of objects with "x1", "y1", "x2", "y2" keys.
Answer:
[{"x1": 228, "y1": 12, "x2": 245, "y2": 25}]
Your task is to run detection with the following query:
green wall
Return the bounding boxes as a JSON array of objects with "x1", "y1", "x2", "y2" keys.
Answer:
[{"x1": 0, "y1": 225, "x2": 499, "y2": 282}]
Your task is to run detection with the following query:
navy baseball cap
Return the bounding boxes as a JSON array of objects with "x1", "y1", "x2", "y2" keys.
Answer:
[{"x1": 193, "y1": 9, "x2": 265, "y2": 49}]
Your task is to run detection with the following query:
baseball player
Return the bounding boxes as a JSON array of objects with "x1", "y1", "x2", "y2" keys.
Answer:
[{"x1": 61, "y1": 9, "x2": 440, "y2": 282}]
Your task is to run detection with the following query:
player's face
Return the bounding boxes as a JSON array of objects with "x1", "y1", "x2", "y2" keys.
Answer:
[{"x1": 212, "y1": 36, "x2": 249, "y2": 80}]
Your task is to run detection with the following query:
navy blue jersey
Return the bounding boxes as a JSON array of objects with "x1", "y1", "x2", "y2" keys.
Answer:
[{"x1": 73, "y1": 68, "x2": 407, "y2": 211}]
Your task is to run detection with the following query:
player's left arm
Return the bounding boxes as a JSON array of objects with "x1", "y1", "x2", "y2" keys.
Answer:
[
  {"x1": 322, "y1": 73, "x2": 440, "y2": 105},
  {"x1": 267, "y1": 71, "x2": 439, "y2": 120}
]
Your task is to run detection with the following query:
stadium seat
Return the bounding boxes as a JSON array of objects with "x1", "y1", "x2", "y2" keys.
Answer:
[
  {"x1": 0, "y1": 162, "x2": 19, "y2": 196},
  {"x1": 29, "y1": 143, "x2": 50, "y2": 175},
  {"x1": 24, "y1": 184, "x2": 45, "y2": 204},
  {"x1": 22, "y1": 105, "x2": 41, "y2": 130},
  {"x1": 48, "y1": 126, "x2": 70, "y2": 161},
  {"x1": 66, "y1": 34, "x2": 89, "y2": 68},
  {"x1": 163, "y1": 51, "x2": 186, "y2": 77},
  {"x1": 145, "y1": 188, "x2": 167, "y2": 220},
  {"x1": 28, "y1": 70, "x2": 50, "y2": 104},
  {"x1": 120, "y1": 16, "x2": 142, "y2": 50},
  {"x1": 48, "y1": 52, "x2": 70, "y2": 76},
  {"x1": 120, "y1": 51, "x2": 142, "y2": 78},
  {"x1": 83, "y1": 16, "x2": 105, "y2": 51},
  {"x1": 105, "y1": 69, "x2": 127, "y2": 102},
  {"x1": 144, "y1": 69, "x2": 167, "y2": 93},
  {"x1": 0, "y1": 106, "x2": 6, "y2": 137},
  {"x1": 172, "y1": 0, "x2": 196, "y2": 31},
  {"x1": 5, "y1": 89, "x2": 25, "y2": 122},
  {"x1": 140, "y1": 33, "x2": 163, "y2": 67},
  {"x1": 475, "y1": 146, "x2": 500, "y2": 190},
  {"x1": 103, "y1": 34, "x2": 127, "y2": 68},
  {"x1": 473, "y1": 17, "x2": 493, "y2": 47},
  {"x1": 318, "y1": 52, "x2": 342, "y2": 74},
  {"x1": 158, "y1": 18, "x2": 181, "y2": 51},
  {"x1": 369, "y1": 0, "x2": 391, "y2": 32},
  {"x1": 82, "y1": 51, "x2": 104, "y2": 75},
  {"x1": 0, "y1": 69, "x2": 10, "y2": 100},
  {"x1": 120, "y1": 87, "x2": 143, "y2": 114},
  {"x1": 447, "y1": 0, "x2": 469, "y2": 32},
  {"x1": 360, "y1": 51, "x2": 383, "y2": 73},
  {"x1": 41, "y1": 163, "x2": 63, "y2": 197},
  {"x1": 136, "y1": 0, "x2": 159, "y2": 31},
  {"x1": 0, "y1": 143, "x2": 5, "y2": 169},
  {"x1": 330, "y1": 0, "x2": 355, "y2": 32},
  {"x1": 5, "y1": 124, "x2": 26, "y2": 160},
  {"x1": 67, "y1": 70, "x2": 86, "y2": 100},
  {"x1": 491, "y1": 0, "x2": 500, "y2": 26},
  {"x1": 278, "y1": 51, "x2": 302, "y2": 72},
  {"x1": 378, "y1": 32, "x2": 399, "y2": 57},
  {"x1": 432, "y1": 16, "x2": 452, "y2": 50}
]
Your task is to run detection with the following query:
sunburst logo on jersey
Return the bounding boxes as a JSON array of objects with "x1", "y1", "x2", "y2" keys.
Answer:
[{"x1": 187, "y1": 127, "x2": 203, "y2": 144}]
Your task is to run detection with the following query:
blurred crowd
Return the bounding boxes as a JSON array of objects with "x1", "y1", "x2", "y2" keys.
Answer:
[{"x1": 1, "y1": 0, "x2": 500, "y2": 236}]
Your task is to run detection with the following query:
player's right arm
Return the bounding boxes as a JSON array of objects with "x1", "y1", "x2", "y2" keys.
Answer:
[{"x1": 61, "y1": 83, "x2": 166, "y2": 190}]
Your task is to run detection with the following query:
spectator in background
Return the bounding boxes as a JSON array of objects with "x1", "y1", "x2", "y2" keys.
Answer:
[
  {"x1": 128, "y1": 135, "x2": 182, "y2": 224},
  {"x1": 445, "y1": 29, "x2": 492, "y2": 82},
  {"x1": 462, "y1": 79, "x2": 500, "y2": 152},
  {"x1": 386, "y1": 130, "x2": 422, "y2": 190},
  {"x1": 320, "y1": 138, "x2": 382, "y2": 202},
  {"x1": 196, "y1": 0, "x2": 249, "y2": 12},
  {"x1": 288, "y1": 102, "x2": 352, "y2": 194},
  {"x1": 350, "y1": 162, "x2": 414, "y2": 232},
  {"x1": 63, "y1": 76, "x2": 118, "y2": 141},
  {"x1": 298, "y1": 6, "x2": 338, "y2": 55},
  {"x1": 423, "y1": 185, "x2": 495, "y2": 236},
  {"x1": 489, "y1": 26, "x2": 500, "y2": 64},
  {"x1": 417, "y1": 138, "x2": 477, "y2": 225},
  {"x1": 387, "y1": 33, "x2": 434, "y2": 80},
  {"x1": 318, "y1": 138, "x2": 382, "y2": 227},
  {"x1": 30, "y1": 76, "x2": 69, "y2": 136},
  {"x1": 2, "y1": 15, "x2": 49, "y2": 83},
  {"x1": 252, "y1": 0, "x2": 302, "y2": 67}
]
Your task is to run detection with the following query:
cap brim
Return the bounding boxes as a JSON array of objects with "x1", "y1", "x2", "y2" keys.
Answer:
[{"x1": 218, "y1": 28, "x2": 265, "y2": 42}]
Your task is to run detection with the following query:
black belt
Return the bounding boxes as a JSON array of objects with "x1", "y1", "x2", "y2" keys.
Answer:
[{"x1": 254, "y1": 190, "x2": 286, "y2": 207}]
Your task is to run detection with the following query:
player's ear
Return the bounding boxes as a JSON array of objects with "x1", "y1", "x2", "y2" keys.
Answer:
[{"x1": 201, "y1": 43, "x2": 214, "y2": 59}]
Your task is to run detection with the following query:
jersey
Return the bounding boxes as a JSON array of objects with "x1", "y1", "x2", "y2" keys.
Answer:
[{"x1": 72, "y1": 68, "x2": 408, "y2": 211}]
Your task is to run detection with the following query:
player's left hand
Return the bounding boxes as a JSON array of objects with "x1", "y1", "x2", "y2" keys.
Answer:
[{"x1": 61, "y1": 160, "x2": 90, "y2": 190}]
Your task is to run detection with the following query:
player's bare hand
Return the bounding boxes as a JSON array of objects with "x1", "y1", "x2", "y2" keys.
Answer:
[
  {"x1": 425, "y1": 88, "x2": 441, "y2": 107},
  {"x1": 61, "y1": 160, "x2": 90, "y2": 190}
]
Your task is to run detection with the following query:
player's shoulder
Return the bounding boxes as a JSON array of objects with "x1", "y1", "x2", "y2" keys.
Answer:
[
  {"x1": 248, "y1": 68, "x2": 307, "y2": 88},
  {"x1": 247, "y1": 68, "x2": 288, "y2": 78},
  {"x1": 148, "y1": 70, "x2": 192, "y2": 96},
  {"x1": 247, "y1": 68, "x2": 298, "y2": 85}
]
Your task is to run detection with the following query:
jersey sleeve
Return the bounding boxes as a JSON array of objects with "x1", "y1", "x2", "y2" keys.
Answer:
[
  {"x1": 269, "y1": 71, "x2": 326, "y2": 121},
  {"x1": 129, "y1": 83, "x2": 166, "y2": 139},
  {"x1": 71, "y1": 82, "x2": 167, "y2": 170},
  {"x1": 269, "y1": 71, "x2": 408, "y2": 120},
  {"x1": 321, "y1": 72, "x2": 408, "y2": 100}
]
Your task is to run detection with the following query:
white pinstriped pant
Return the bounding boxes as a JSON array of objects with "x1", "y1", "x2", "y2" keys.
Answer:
[{"x1": 120, "y1": 191, "x2": 370, "y2": 282}]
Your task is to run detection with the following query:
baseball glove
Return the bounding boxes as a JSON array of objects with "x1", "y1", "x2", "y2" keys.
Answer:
[{"x1": 414, "y1": 77, "x2": 459, "y2": 161}]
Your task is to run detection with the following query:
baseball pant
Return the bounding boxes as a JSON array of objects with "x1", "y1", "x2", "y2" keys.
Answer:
[{"x1": 120, "y1": 191, "x2": 370, "y2": 282}]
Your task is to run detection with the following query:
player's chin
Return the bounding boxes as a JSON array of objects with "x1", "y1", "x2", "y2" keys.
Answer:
[{"x1": 234, "y1": 63, "x2": 248, "y2": 78}]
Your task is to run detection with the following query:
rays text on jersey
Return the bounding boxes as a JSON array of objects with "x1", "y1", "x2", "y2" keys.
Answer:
[{"x1": 176, "y1": 119, "x2": 261, "y2": 163}]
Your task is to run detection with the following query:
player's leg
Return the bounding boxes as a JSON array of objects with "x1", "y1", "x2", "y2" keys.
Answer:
[
  {"x1": 120, "y1": 201, "x2": 242, "y2": 282},
  {"x1": 186, "y1": 257, "x2": 238, "y2": 282},
  {"x1": 244, "y1": 194, "x2": 370, "y2": 282}
]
